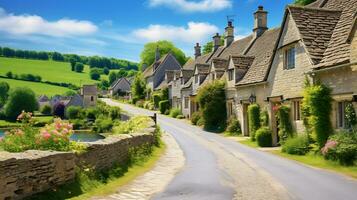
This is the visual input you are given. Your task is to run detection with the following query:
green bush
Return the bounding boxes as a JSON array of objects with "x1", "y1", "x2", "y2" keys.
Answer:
[
  {"x1": 277, "y1": 105, "x2": 293, "y2": 143},
  {"x1": 93, "y1": 118, "x2": 113, "y2": 133},
  {"x1": 41, "y1": 105, "x2": 52, "y2": 115},
  {"x1": 85, "y1": 108, "x2": 98, "y2": 120},
  {"x1": 260, "y1": 110, "x2": 269, "y2": 126},
  {"x1": 109, "y1": 107, "x2": 121, "y2": 120},
  {"x1": 66, "y1": 106, "x2": 82, "y2": 119},
  {"x1": 282, "y1": 135, "x2": 310, "y2": 155},
  {"x1": 164, "y1": 109, "x2": 170, "y2": 115},
  {"x1": 153, "y1": 94, "x2": 161, "y2": 109},
  {"x1": 169, "y1": 108, "x2": 182, "y2": 118},
  {"x1": 70, "y1": 119, "x2": 86, "y2": 130},
  {"x1": 113, "y1": 116, "x2": 151, "y2": 134},
  {"x1": 255, "y1": 127, "x2": 272, "y2": 147},
  {"x1": 302, "y1": 82, "x2": 332, "y2": 148},
  {"x1": 248, "y1": 104, "x2": 261, "y2": 141},
  {"x1": 226, "y1": 118, "x2": 241, "y2": 135},
  {"x1": 135, "y1": 100, "x2": 144, "y2": 108},
  {"x1": 159, "y1": 100, "x2": 170, "y2": 114},
  {"x1": 176, "y1": 115, "x2": 185, "y2": 119},
  {"x1": 90, "y1": 69, "x2": 100, "y2": 80},
  {"x1": 4, "y1": 87, "x2": 38, "y2": 121},
  {"x1": 197, "y1": 118, "x2": 205, "y2": 126},
  {"x1": 196, "y1": 80, "x2": 226, "y2": 132},
  {"x1": 322, "y1": 131, "x2": 357, "y2": 166},
  {"x1": 191, "y1": 112, "x2": 201, "y2": 125},
  {"x1": 74, "y1": 62, "x2": 84, "y2": 73},
  {"x1": 160, "y1": 87, "x2": 169, "y2": 101},
  {"x1": 0, "y1": 82, "x2": 10, "y2": 107},
  {"x1": 344, "y1": 102, "x2": 357, "y2": 129}
]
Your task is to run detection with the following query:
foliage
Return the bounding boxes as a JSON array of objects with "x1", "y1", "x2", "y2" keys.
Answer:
[
  {"x1": 248, "y1": 104, "x2": 261, "y2": 141},
  {"x1": 344, "y1": 102, "x2": 357, "y2": 130},
  {"x1": 276, "y1": 105, "x2": 294, "y2": 143},
  {"x1": 75, "y1": 62, "x2": 84, "y2": 73},
  {"x1": 169, "y1": 108, "x2": 182, "y2": 118},
  {"x1": 176, "y1": 115, "x2": 185, "y2": 119},
  {"x1": 302, "y1": 82, "x2": 333, "y2": 148},
  {"x1": 135, "y1": 100, "x2": 145, "y2": 108},
  {"x1": 197, "y1": 117, "x2": 205, "y2": 126},
  {"x1": 53, "y1": 102, "x2": 66, "y2": 119},
  {"x1": 159, "y1": 100, "x2": 170, "y2": 114},
  {"x1": 255, "y1": 127, "x2": 272, "y2": 147},
  {"x1": 108, "y1": 71, "x2": 117, "y2": 85},
  {"x1": 160, "y1": 87, "x2": 169, "y2": 101},
  {"x1": 103, "y1": 67, "x2": 110, "y2": 75},
  {"x1": 4, "y1": 87, "x2": 38, "y2": 121},
  {"x1": 66, "y1": 106, "x2": 83, "y2": 119},
  {"x1": 191, "y1": 112, "x2": 201, "y2": 125},
  {"x1": 90, "y1": 68, "x2": 101, "y2": 80},
  {"x1": 196, "y1": 80, "x2": 226, "y2": 132},
  {"x1": 85, "y1": 108, "x2": 99, "y2": 120},
  {"x1": 226, "y1": 118, "x2": 241, "y2": 135},
  {"x1": 131, "y1": 73, "x2": 146, "y2": 103},
  {"x1": 153, "y1": 94, "x2": 161, "y2": 109},
  {"x1": 0, "y1": 81, "x2": 10, "y2": 107},
  {"x1": 282, "y1": 135, "x2": 310, "y2": 155},
  {"x1": 139, "y1": 40, "x2": 187, "y2": 68},
  {"x1": 109, "y1": 106, "x2": 121, "y2": 120},
  {"x1": 93, "y1": 117, "x2": 114, "y2": 133},
  {"x1": 294, "y1": 0, "x2": 316, "y2": 6},
  {"x1": 41, "y1": 105, "x2": 52, "y2": 115},
  {"x1": 321, "y1": 131, "x2": 357, "y2": 166},
  {"x1": 64, "y1": 90, "x2": 77, "y2": 97},
  {"x1": 202, "y1": 36, "x2": 224, "y2": 55},
  {"x1": 260, "y1": 109, "x2": 269, "y2": 127},
  {"x1": 143, "y1": 101, "x2": 155, "y2": 110},
  {"x1": 113, "y1": 116, "x2": 151, "y2": 134}
]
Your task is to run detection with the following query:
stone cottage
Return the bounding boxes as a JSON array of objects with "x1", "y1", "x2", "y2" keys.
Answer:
[
  {"x1": 109, "y1": 77, "x2": 131, "y2": 96},
  {"x1": 81, "y1": 84, "x2": 98, "y2": 107}
]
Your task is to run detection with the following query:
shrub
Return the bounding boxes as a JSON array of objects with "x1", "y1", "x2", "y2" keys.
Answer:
[
  {"x1": 276, "y1": 105, "x2": 293, "y2": 143},
  {"x1": 93, "y1": 118, "x2": 113, "y2": 133},
  {"x1": 260, "y1": 110, "x2": 269, "y2": 126},
  {"x1": 191, "y1": 112, "x2": 201, "y2": 125},
  {"x1": 66, "y1": 106, "x2": 82, "y2": 119},
  {"x1": 344, "y1": 102, "x2": 357, "y2": 130},
  {"x1": 197, "y1": 118, "x2": 205, "y2": 126},
  {"x1": 0, "y1": 81, "x2": 10, "y2": 107},
  {"x1": 321, "y1": 131, "x2": 357, "y2": 166},
  {"x1": 282, "y1": 135, "x2": 310, "y2": 155},
  {"x1": 135, "y1": 100, "x2": 145, "y2": 108},
  {"x1": 169, "y1": 108, "x2": 182, "y2": 118},
  {"x1": 4, "y1": 87, "x2": 38, "y2": 121},
  {"x1": 153, "y1": 94, "x2": 161, "y2": 109},
  {"x1": 53, "y1": 102, "x2": 65, "y2": 119},
  {"x1": 161, "y1": 87, "x2": 169, "y2": 101},
  {"x1": 90, "y1": 69, "x2": 101, "y2": 80},
  {"x1": 248, "y1": 104, "x2": 260, "y2": 141},
  {"x1": 196, "y1": 80, "x2": 226, "y2": 132},
  {"x1": 109, "y1": 107, "x2": 121, "y2": 120},
  {"x1": 85, "y1": 108, "x2": 98, "y2": 120},
  {"x1": 226, "y1": 118, "x2": 241, "y2": 135},
  {"x1": 302, "y1": 82, "x2": 332, "y2": 148},
  {"x1": 74, "y1": 62, "x2": 84, "y2": 73},
  {"x1": 176, "y1": 115, "x2": 185, "y2": 119},
  {"x1": 41, "y1": 105, "x2": 52, "y2": 115},
  {"x1": 159, "y1": 100, "x2": 170, "y2": 114},
  {"x1": 103, "y1": 67, "x2": 110, "y2": 75},
  {"x1": 255, "y1": 127, "x2": 272, "y2": 147},
  {"x1": 113, "y1": 116, "x2": 151, "y2": 134},
  {"x1": 70, "y1": 119, "x2": 85, "y2": 130},
  {"x1": 5, "y1": 71, "x2": 12, "y2": 78}
]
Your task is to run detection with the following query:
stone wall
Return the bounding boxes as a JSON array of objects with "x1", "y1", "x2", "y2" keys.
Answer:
[{"x1": 0, "y1": 120, "x2": 156, "y2": 200}]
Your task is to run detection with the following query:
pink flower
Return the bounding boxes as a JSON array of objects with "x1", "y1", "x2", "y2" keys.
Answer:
[
  {"x1": 0, "y1": 138, "x2": 3, "y2": 142},
  {"x1": 55, "y1": 122, "x2": 62, "y2": 130},
  {"x1": 321, "y1": 140, "x2": 338, "y2": 155},
  {"x1": 42, "y1": 132, "x2": 51, "y2": 140}
]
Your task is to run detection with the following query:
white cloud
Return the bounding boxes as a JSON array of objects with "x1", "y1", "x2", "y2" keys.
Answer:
[
  {"x1": 133, "y1": 22, "x2": 219, "y2": 43},
  {"x1": 0, "y1": 7, "x2": 97, "y2": 37},
  {"x1": 148, "y1": 0, "x2": 232, "y2": 12}
]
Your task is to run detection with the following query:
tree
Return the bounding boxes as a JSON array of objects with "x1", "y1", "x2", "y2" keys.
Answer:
[
  {"x1": 74, "y1": 62, "x2": 84, "y2": 73},
  {"x1": 131, "y1": 73, "x2": 146, "y2": 103},
  {"x1": 294, "y1": 0, "x2": 316, "y2": 5},
  {"x1": 109, "y1": 71, "x2": 117, "y2": 85},
  {"x1": 52, "y1": 52, "x2": 64, "y2": 61},
  {"x1": 69, "y1": 58, "x2": 76, "y2": 71},
  {"x1": 5, "y1": 71, "x2": 12, "y2": 78},
  {"x1": 90, "y1": 68, "x2": 101, "y2": 80},
  {"x1": 98, "y1": 79, "x2": 110, "y2": 90},
  {"x1": 4, "y1": 87, "x2": 38, "y2": 120},
  {"x1": 103, "y1": 67, "x2": 110, "y2": 75},
  {"x1": 0, "y1": 82, "x2": 10, "y2": 107},
  {"x1": 52, "y1": 102, "x2": 65, "y2": 119},
  {"x1": 2, "y1": 47, "x2": 15, "y2": 57},
  {"x1": 202, "y1": 36, "x2": 224, "y2": 55},
  {"x1": 140, "y1": 40, "x2": 187, "y2": 69}
]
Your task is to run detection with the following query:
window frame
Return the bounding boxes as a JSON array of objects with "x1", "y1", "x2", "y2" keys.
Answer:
[
  {"x1": 228, "y1": 69, "x2": 234, "y2": 81},
  {"x1": 292, "y1": 100, "x2": 301, "y2": 121},
  {"x1": 184, "y1": 97, "x2": 189, "y2": 109},
  {"x1": 284, "y1": 46, "x2": 296, "y2": 70}
]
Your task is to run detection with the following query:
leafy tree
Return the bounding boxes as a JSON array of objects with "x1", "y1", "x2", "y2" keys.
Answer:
[
  {"x1": 98, "y1": 79, "x2": 110, "y2": 90},
  {"x1": 4, "y1": 87, "x2": 38, "y2": 120},
  {"x1": 294, "y1": 0, "x2": 316, "y2": 5},
  {"x1": 117, "y1": 69, "x2": 128, "y2": 78},
  {"x1": 53, "y1": 102, "x2": 65, "y2": 119},
  {"x1": 5, "y1": 71, "x2": 12, "y2": 78},
  {"x1": 103, "y1": 67, "x2": 110, "y2": 75},
  {"x1": 65, "y1": 106, "x2": 82, "y2": 119},
  {"x1": 63, "y1": 90, "x2": 77, "y2": 97},
  {"x1": 109, "y1": 71, "x2": 117, "y2": 85},
  {"x1": 140, "y1": 40, "x2": 187, "y2": 69},
  {"x1": 131, "y1": 73, "x2": 146, "y2": 103},
  {"x1": 74, "y1": 62, "x2": 84, "y2": 73},
  {"x1": 69, "y1": 58, "x2": 76, "y2": 71},
  {"x1": 202, "y1": 36, "x2": 224, "y2": 55},
  {"x1": 196, "y1": 80, "x2": 227, "y2": 132},
  {"x1": 52, "y1": 52, "x2": 64, "y2": 61},
  {"x1": 0, "y1": 46, "x2": 2, "y2": 55},
  {"x1": 2, "y1": 47, "x2": 15, "y2": 57},
  {"x1": 90, "y1": 68, "x2": 101, "y2": 80},
  {"x1": 0, "y1": 82, "x2": 10, "y2": 107}
]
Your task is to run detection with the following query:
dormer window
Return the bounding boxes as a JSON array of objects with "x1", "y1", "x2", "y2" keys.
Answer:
[
  {"x1": 228, "y1": 69, "x2": 234, "y2": 81},
  {"x1": 284, "y1": 46, "x2": 295, "y2": 70},
  {"x1": 195, "y1": 75, "x2": 199, "y2": 83}
]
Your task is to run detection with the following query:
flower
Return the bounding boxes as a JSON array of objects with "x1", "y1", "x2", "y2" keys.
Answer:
[
  {"x1": 42, "y1": 132, "x2": 51, "y2": 140},
  {"x1": 321, "y1": 140, "x2": 338, "y2": 156}
]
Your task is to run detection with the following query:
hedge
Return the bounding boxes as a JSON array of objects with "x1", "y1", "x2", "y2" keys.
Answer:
[
  {"x1": 248, "y1": 103, "x2": 261, "y2": 141},
  {"x1": 256, "y1": 127, "x2": 272, "y2": 147},
  {"x1": 159, "y1": 100, "x2": 170, "y2": 114}
]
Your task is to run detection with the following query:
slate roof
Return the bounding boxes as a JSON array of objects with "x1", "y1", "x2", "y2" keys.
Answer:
[
  {"x1": 237, "y1": 28, "x2": 281, "y2": 85},
  {"x1": 109, "y1": 77, "x2": 130, "y2": 89},
  {"x1": 195, "y1": 64, "x2": 210, "y2": 74},
  {"x1": 142, "y1": 54, "x2": 170, "y2": 78},
  {"x1": 288, "y1": 5, "x2": 342, "y2": 64},
  {"x1": 212, "y1": 58, "x2": 229, "y2": 71},
  {"x1": 82, "y1": 85, "x2": 97, "y2": 95},
  {"x1": 182, "y1": 77, "x2": 194, "y2": 89},
  {"x1": 231, "y1": 56, "x2": 255, "y2": 68},
  {"x1": 220, "y1": 35, "x2": 254, "y2": 59}
]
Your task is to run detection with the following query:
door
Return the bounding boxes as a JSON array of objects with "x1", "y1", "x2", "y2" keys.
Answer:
[{"x1": 243, "y1": 103, "x2": 250, "y2": 136}]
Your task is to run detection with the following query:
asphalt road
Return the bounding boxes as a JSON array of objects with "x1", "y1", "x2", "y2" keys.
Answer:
[{"x1": 102, "y1": 99, "x2": 357, "y2": 200}]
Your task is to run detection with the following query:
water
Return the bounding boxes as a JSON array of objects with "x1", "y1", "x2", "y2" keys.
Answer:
[{"x1": 0, "y1": 130, "x2": 4, "y2": 138}]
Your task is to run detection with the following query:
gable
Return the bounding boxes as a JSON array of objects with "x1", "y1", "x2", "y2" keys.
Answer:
[{"x1": 278, "y1": 13, "x2": 301, "y2": 48}]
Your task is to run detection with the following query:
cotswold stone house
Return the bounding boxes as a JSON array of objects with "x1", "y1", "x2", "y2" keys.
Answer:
[
  {"x1": 142, "y1": 47, "x2": 182, "y2": 92},
  {"x1": 109, "y1": 77, "x2": 131, "y2": 96},
  {"x1": 81, "y1": 85, "x2": 97, "y2": 107}
]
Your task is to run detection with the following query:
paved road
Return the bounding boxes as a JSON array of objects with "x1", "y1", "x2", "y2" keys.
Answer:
[{"x1": 103, "y1": 99, "x2": 357, "y2": 200}]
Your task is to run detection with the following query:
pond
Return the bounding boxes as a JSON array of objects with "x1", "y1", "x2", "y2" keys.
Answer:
[{"x1": 0, "y1": 129, "x2": 105, "y2": 142}]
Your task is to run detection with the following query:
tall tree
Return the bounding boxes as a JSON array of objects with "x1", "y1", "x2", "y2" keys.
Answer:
[
  {"x1": 140, "y1": 40, "x2": 187, "y2": 70},
  {"x1": 131, "y1": 73, "x2": 146, "y2": 102}
]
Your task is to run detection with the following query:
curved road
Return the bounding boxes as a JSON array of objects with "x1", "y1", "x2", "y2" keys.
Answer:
[{"x1": 103, "y1": 99, "x2": 357, "y2": 200}]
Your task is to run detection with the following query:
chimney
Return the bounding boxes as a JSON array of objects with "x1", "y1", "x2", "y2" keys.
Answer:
[
  {"x1": 213, "y1": 33, "x2": 221, "y2": 52},
  {"x1": 253, "y1": 5, "x2": 268, "y2": 38},
  {"x1": 155, "y1": 46, "x2": 160, "y2": 62},
  {"x1": 225, "y1": 21, "x2": 234, "y2": 47},
  {"x1": 194, "y1": 43, "x2": 201, "y2": 58}
]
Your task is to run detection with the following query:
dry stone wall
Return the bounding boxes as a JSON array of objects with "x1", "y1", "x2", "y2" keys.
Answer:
[{"x1": 0, "y1": 120, "x2": 156, "y2": 200}]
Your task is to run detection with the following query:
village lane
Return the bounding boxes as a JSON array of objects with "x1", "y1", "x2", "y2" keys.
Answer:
[{"x1": 102, "y1": 98, "x2": 357, "y2": 200}]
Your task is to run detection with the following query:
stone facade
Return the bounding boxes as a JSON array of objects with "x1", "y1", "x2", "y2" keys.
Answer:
[{"x1": 0, "y1": 121, "x2": 156, "y2": 200}]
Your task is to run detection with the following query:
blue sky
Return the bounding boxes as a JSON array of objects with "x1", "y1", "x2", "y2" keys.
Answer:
[{"x1": 0, "y1": 0, "x2": 293, "y2": 62}]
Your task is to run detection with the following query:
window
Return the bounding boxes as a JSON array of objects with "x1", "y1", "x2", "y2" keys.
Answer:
[
  {"x1": 90, "y1": 96, "x2": 94, "y2": 102},
  {"x1": 212, "y1": 73, "x2": 215, "y2": 80},
  {"x1": 284, "y1": 47, "x2": 295, "y2": 70},
  {"x1": 228, "y1": 69, "x2": 234, "y2": 81},
  {"x1": 184, "y1": 97, "x2": 189, "y2": 109},
  {"x1": 337, "y1": 102, "x2": 350, "y2": 128},
  {"x1": 227, "y1": 101, "x2": 233, "y2": 117},
  {"x1": 293, "y1": 100, "x2": 301, "y2": 121},
  {"x1": 195, "y1": 75, "x2": 199, "y2": 83}
]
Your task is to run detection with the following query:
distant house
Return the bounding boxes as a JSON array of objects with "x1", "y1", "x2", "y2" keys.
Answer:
[
  {"x1": 109, "y1": 77, "x2": 131, "y2": 96},
  {"x1": 38, "y1": 95, "x2": 50, "y2": 108},
  {"x1": 81, "y1": 85, "x2": 97, "y2": 107},
  {"x1": 143, "y1": 47, "x2": 182, "y2": 92}
]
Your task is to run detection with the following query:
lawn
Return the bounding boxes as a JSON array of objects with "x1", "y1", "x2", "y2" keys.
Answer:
[
  {"x1": 0, "y1": 116, "x2": 53, "y2": 128},
  {"x1": 0, "y1": 57, "x2": 113, "y2": 86},
  {"x1": 0, "y1": 78, "x2": 72, "y2": 96}
]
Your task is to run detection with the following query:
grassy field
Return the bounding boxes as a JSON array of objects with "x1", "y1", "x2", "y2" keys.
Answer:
[
  {"x1": 0, "y1": 78, "x2": 72, "y2": 96},
  {"x1": 0, "y1": 57, "x2": 112, "y2": 86}
]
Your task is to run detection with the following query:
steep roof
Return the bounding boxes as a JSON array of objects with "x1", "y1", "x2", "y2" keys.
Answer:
[
  {"x1": 288, "y1": 6, "x2": 341, "y2": 64},
  {"x1": 231, "y1": 55, "x2": 255, "y2": 68},
  {"x1": 110, "y1": 77, "x2": 130, "y2": 89},
  {"x1": 81, "y1": 85, "x2": 97, "y2": 95},
  {"x1": 182, "y1": 76, "x2": 194, "y2": 89},
  {"x1": 211, "y1": 58, "x2": 229, "y2": 71},
  {"x1": 237, "y1": 28, "x2": 281, "y2": 85},
  {"x1": 195, "y1": 64, "x2": 210, "y2": 74},
  {"x1": 142, "y1": 53, "x2": 171, "y2": 78},
  {"x1": 220, "y1": 35, "x2": 254, "y2": 59},
  {"x1": 181, "y1": 69, "x2": 194, "y2": 80}
]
